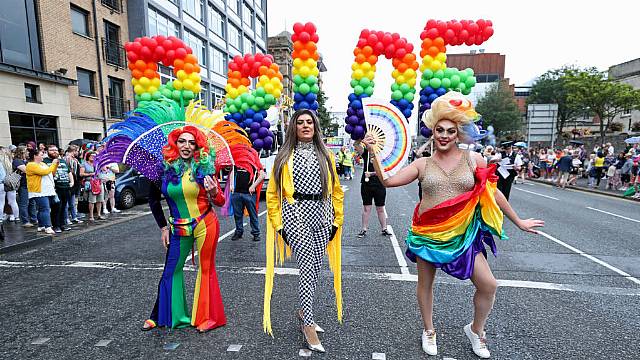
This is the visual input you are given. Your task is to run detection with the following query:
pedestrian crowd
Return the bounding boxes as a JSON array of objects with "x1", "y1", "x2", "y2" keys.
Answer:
[{"x1": 0, "y1": 140, "x2": 123, "y2": 237}]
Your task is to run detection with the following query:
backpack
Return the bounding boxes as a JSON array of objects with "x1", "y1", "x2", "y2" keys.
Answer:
[{"x1": 90, "y1": 178, "x2": 102, "y2": 195}]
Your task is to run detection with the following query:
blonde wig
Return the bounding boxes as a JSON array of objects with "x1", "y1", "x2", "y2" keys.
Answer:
[{"x1": 421, "y1": 91, "x2": 480, "y2": 143}]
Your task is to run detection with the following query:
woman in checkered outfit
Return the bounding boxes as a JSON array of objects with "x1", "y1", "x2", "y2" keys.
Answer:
[{"x1": 263, "y1": 109, "x2": 344, "y2": 353}]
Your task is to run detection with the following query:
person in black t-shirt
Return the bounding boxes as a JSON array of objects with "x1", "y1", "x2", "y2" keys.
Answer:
[
  {"x1": 354, "y1": 141, "x2": 390, "y2": 238},
  {"x1": 230, "y1": 165, "x2": 265, "y2": 241}
]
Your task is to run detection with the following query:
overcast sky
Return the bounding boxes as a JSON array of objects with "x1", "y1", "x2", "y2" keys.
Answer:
[{"x1": 266, "y1": 0, "x2": 639, "y2": 112}]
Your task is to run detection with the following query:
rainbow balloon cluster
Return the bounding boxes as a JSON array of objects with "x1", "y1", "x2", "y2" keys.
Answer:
[
  {"x1": 125, "y1": 35, "x2": 201, "y2": 103},
  {"x1": 345, "y1": 29, "x2": 419, "y2": 140},
  {"x1": 291, "y1": 22, "x2": 320, "y2": 111},
  {"x1": 223, "y1": 53, "x2": 283, "y2": 150},
  {"x1": 418, "y1": 19, "x2": 494, "y2": 138}
]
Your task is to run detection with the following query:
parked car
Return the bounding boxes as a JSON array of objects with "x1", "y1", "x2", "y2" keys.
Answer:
[{"x1": 78, "y1": 165, "x2": 151, "y2": 211}]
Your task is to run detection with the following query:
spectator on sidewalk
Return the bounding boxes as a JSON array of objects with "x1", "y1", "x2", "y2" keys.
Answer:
[
  {"x1": 556, "y1": 149, "x2": 573, "y2": 188},
  {"x1": 594, "y1": 152, "x2": 606, "y2": 187},
  {"x1": 43, "y1": 145, "x2": 72, "y2": 233},
  {"x1": 587, "y1": 153, "x2": 597, "y2": 188},
  {"x1": 336, "y1": 147, "x2": 345, "y2": 179},
  {"x1": 99, "y1": 163, "x2": 120, "y2": 214},
  {"x1": 80, "y1": 151, "x2": 105, "y2": 221},
  {"x1": 567, "y1": 151, "x2": 582, "y2": 186},
  {"x1": 26, "y1": 148, "x2": 58, "y2": 235},
  {"x1": 0, "y1": 148, "x2": 20, "y2": 223},
  {"x1": 64, "y1": 145, "x2": 82, "y2": 224},
  {"x1": 620, "y1": 153, "x2": 633, "y2": 191},
  {"x1": 12, "y1": 146, "x2": 37, "y2": 226}
]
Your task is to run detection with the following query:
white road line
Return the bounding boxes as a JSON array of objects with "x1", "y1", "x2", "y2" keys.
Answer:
[
  {"x1": 387, "y1": 226, "x2": 410, "y2": 275},
  {"x1": 586, "y1": 206, "x2": 640, "y2": 224},
  {"x1": 537, "y1": 230, "x2": 640, "y2": 286},
  {"x1": 513, "y1": 187, "x2": 559, "y2": 201}
]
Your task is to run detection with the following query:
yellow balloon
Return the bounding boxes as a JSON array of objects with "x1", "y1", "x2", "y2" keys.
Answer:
[
  {"x1": 259, "y1": 75, "x2": 269, "y2": 84},
  {"x1": 429, "y1": 61, "x2": 442, "y2": 71},
  {"x1": 139, "y1": 77, "x2": 150, "y2": 87},
  {"x1": 189, "y1": 72, "x2": 201, "y2": 83},
  {"x1": 304, "y1": 59, "x2": 316, "y2": 68},
  {"x1": 436, "y1": 52, "x2": 447, "y2": 63},
  {"x1": 361, "y1": 62, "x2": 371, "y2": 72},
  {"x1": 238, "y1": 85, "x2": 248, "y2": 94},
  {"x1": 147, "y1": 86, "x2": 157, "y2": 94},
  {"x1": 264, "y1": 83, "x2": 274, "y2": 93},
  {"x1": 134, "y1": 84, "x2": 144, "y2": 95},
  {"x1": 419, "y1": 63, "x2": 427, "y2": 72},
  {"x1": 396, "y1": 75, "x2": 406, "y2": 84},
  {"x1": 352, "y1": 69, "x2": 364, "y2": 80},
  {"x1": 391, "y1": 69, "x2": 399, "y2": 79},
  {"x1": 300, "y1": 66, "x2": 310, "y2": 78},
  {"x1": 193, "y1": 84, "x2": 201, "y2": 94},
  {"x1": 311, "y1": 68, "x2": 319, "y2": 77},
  {"x1": 131, "y1": 78, "x2": 139, "y2": 86},
  {"x1": 176, "y1": 70, "x2": 187, "y2": 80},
  {"x1": 225, "y1": 83, "x2": 233, "y2": 93},
  {"x1": 293, "y1": 58, "x2": 303, "y2": 67},
  {"x1": 366, "y1": 70, "x2": 375, "y2": 80},
  {"x1": 407, "y1": 78, "x2": 416, "y2": 87},
  {"x1": 228, "y1": 88, "x2": 239, "y2": 99},
  {"x1": 273, "y1": 89, "x2": 281, "y2": 98},
  {"x1": 173, "y1": 79, "x2": 183, "y2": 90},
  {"x1": 270, "y1": 77, "x2": 281, "y2": 87},
  {"x1": 404, "y1": 68, "x2": 416, "y2": 78},
  {"x1": 351, "y1": 62, "x2": 359, "y2": 71},
  {"x1": 183, "y1": 79, "x2": 193, "y2": 90}
]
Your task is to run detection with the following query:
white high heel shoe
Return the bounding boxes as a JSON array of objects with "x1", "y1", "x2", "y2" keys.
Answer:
[
  {"x1": 296, "y1": 310, "x2": 324, "y2": 333},
  {"x1": 302, "y1": 325, "x2": 325, "y2": 353}
]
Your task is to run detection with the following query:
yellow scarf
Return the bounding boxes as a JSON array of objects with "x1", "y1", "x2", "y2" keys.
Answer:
[{"x1": 263, "y1": 151, "x2": 344, "y2": 336}]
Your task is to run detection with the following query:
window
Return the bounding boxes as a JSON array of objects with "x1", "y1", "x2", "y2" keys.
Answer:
[
  {"x1": 242, "y1": 3, "x2": 253, "y2": 28},
  {"x1": 107, "y1": 77, "x2": 126, "y2": 118},
  {"x1": 148, "y1": 7, "x2": 180, "y2": 38},
  {"x1": 212, "y1": 86, "x2": 225, "y2": 107},
  {"x1": 103, "y1": 21, "x2": 124, "y2": 67},
  {"x1": 83, "y1": 132, "x2": 102, "y2": 141},
  {"x1": 210, "y1": 46, "x2": 226, "y2": 74},
  {"x1": 9, "y1": 112, "x2": 58, "y2": 146},
  {"x1": 24, "y1": 84, "x2": 40, "y2": 103},
  {"x1": 71, "y1": 5, "x2": 90, "y2": 36},
  {"x1": 182, "y1": 0, "x2": 204, "y2": 22},
  {"x1": 228, "y1": 24, "x2": 240, "y2": 49},
  {"x1": 227, "y1": 0, "x2": 238, "y2": 14},
  {"x1": 254, "y1": 0, "x2": 263, "y2": 11},
  {"x1": 184, "y1": 31, "x2": 206, "y2": 69},
  {"x1": 256, "y1": 19, "x2": 265, "y2": 40},
  {"x1": 0, "y1": 0, "x2": 42, "y2": 70},
  {"x1": 199, "y1": 82, "x2": 209, "y2": 106},
  {"x1": 101, "y1": 0, "x2": 122, "y2": 13},
  {"x1": 159, "y1": 64, "x2": 175, "y2": 84},
  {"x1": 243, "y1": 36, "x2": 253, "y2": 53},
  {"x1": 208, "y1": 6, "x2": 225, "y2": 38},
  {"x1": 77, "y1": 68, "x2": 96, "y2": 97}
]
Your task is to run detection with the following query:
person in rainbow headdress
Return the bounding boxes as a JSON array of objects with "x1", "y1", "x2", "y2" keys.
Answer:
[{"x1": 362, "y1": 91, "x2": 544, "y2": 359}]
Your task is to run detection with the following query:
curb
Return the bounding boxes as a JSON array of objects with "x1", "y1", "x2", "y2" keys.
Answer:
[
  {"x1": 0, "y1": 210, "x2": 152, "y2": 255},
  {"x1": 527, "y1": 179, "x2": 640, "y2": 202}
]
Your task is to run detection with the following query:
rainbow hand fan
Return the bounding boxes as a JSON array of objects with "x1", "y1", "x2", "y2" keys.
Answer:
[{"x1": 363, "y1": 98, "x2": 410, "y2": 179}]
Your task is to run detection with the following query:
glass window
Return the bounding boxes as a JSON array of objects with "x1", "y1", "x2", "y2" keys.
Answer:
[
  {"x1": 148, "y1": 7, "x2": 180, "y2": 38},
  {"x1": 184, "y1": 31, "x2": 207, "y2": 69},
  {"x1": 70, "y1": 5, "x2": 89, "y2": 36},
  {"x1": 199, "y1": 82, "x2": 209, "y2": 106},
  {"x1": 256, "y1": 19, "x2": 264, "y2": 40},
  {"x1": 9, "y1": 112, "x2": 58, "y2": 146},
  {"x1": 24, "y1": 84, "x2": 39, "y2": 103},
  {"x1": 159, "y1": 64, "x2": 175, "y2": 84},
  {"x1": 212, "y1": 86, "x2": 225, "y2": 107},
  {"x1": 77, "y1": 68, "x2": 96, "y2": 97},
  {"x1": 208, "y1": 6, "x2": 225, "y2": 38},
  {"x1": 242, "y1": 3, "x2": 253, "y2": 28},
  {"x1": 243, "y1": 36, "x2": 253, "y2": 53},
  {"x1": 210, "y1": 46, "x2": 226, "y2": 75},
  {"x1": 254, "y1": 0, "x2": 263, "y2": 11},
  {"x1": 182, "y1": 0, "x2": 204, "y2": 22},
  {"x1": 227, "y1": 0, "x2": 238, "y2": 14},
  {"x1": 228, "y1": 24, "x2": 240, "y2": 49},
  {"x1": 1, "y1": 0, "x2": 42, "y2": 70}
]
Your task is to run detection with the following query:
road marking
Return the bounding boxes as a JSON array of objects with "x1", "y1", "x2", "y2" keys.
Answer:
[
  {"x1": 227, "y1": 344, "x2": 242, "y2": 352},
  {"x1": 163, "y1": 343, "x2": 180, "y2": 351},
  {"x1": 387, "y1": 225, "x2": 409, "y2": 275},
  {"x1": 5, "y1": 260, "x2": 638, "y2": 295},
  {"x1": 537, "y1": 230, "x2": 640, "y2": 286},
  {"x1": 95, "y1": 339, "x2": 113, "y2": 347},
  {"x1": 513, "y1": 187, "x2": 559, "y2": 200},
  {"x1": 586, "y1": 207, "x2": 640, "y2": 223},
  {"x1": 372, "y1": 353, "x2": 386, "y2": 360},
  {"x1": 299, "y1": 349, "x2": 313, "y2": 357},
  {"x1": 31, "y1": 338, "x2": 50, "y2": 345}
]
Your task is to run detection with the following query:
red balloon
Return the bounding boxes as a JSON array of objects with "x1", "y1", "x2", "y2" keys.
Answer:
[
  {"x1": 451, "y1": 21, "x2": 463, "y2": 33},
  {"x1": 304, "y1": 22, "x2": 316, "y2": 34},
  {"x1": 444, "y1": 29, "x2": 455, "y2": 41},
  {"x1": 486, "y1": 20, "x2": 493, "y2": 27},
  {"x1": 299, "y1": 31, "x2": 310, "y2": 43},
  {"x1": 233, "y1": 55, "x2": 242, "y2": 64},
  {"x1": 172, "y1": 39, "x2": 185, "y2": 50},
  {"x1": 477, "y1": 19, "x2": 486, "y2": 28},
  {"x1": 140, "y1": 46, "x2": 152, "y2": 61},
  {"x1": 126, "y1": 51, "x2": 138, "y2": 63},
  {"x1": 185, "y1": 47, "x2": 192, "y2": 54},
  {"x1": 155, "y1": 35, "x2": 166, "y2": 44},
  {"x1": 436, "y1": 21, "x2": 447, "y2": 34},
  {"x1": 153, "y1": 46, "x2": 165, "y2": 61},
  {"x1": 483, "y1": 26, "x2": 494, "y2": 39},
  {"x1": 255, "y1": 53, "x2": 264, "y2": 62},
  {"x1": 131, "y1": 41, "x2": 142, "y2": 52},
  {"x1": 261, "y1": 57, "x2": 272, "y2": 67},
  {"x1": 468, "y1": 22, "x2": 479, "y2": 35},
  {"x1": 367, "y1": 33, "x2": 378, "y2": 47},
  {"x1": 175, "y1": 47, "x2": 187, "y2": 59},
  {"x1": 426, "y1": 19, "x2": 437, "y2": 29},
  {"x1": 373, "y1": 41, "x2": 385, "y2": 54},
  {"x1": 124, "y1": 42, "x2": 132, "y2": 52},
  {"x1": 357, "y1": 38, "x2": 367, "y2": 48},
  {"x1": 164, "y1": 50, "x2": 175, "y2": 66},
  {"x1": 406, "y1": 43, "x2": 414, "y2": 53},
  {"x1": 293, "y1": 22, "x2": 304, "y2": 33},
  {"x1": 360, "y1": 29, "x2": 370, "y2": 39},
  {"x1": 426, "y1": 28, "x2": 439, "y2": 39},
  {"x1": 310, "y1": 33, "x2": 319, "y2": 43},
  {"x1": 395, "y1": 48, "x2": 407, "y2": 59},
  {"x1": 241, "y1": 63, "x2": 251, "y2": 76},
  {"x1": 162, "y1": 40, "x2": 173, "y2": 50},
  {"x1": 465, "y1": 36, "x2": 475, "y2": 46},
  {"x1": 419, "y1": 30, "x2": 428, "y2": 40},
  {"x1": 459, "y1": 29, "x2": 469, "y2": 41},
  {"x1": 391, "y1": 33, "x2": 400, "y2": 41},
  {"x1": 228, "y1": 61, "x2": 239, "y2": 71},
  {"x1": 291, "y1": 33, "x2": 299, "y2": 43},
  {"x1": 384, "y1": 44, "x2": 395, "y2": 59},
  {"x1": 474, "y1": 35, "x2": 484, "y2": 45}
]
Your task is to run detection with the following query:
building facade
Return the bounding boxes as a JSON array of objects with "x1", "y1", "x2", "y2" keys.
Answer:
[
  {"x1": 609, "y1": 58, "x2": 640, "y2": 133},
  {"x1": 446, "y1": 52, "x2": 509, "y2": 106},
  {"x1": 127, "y1": 0, "x2": 268, "y2": 110},
  {"x1": 267, "y1": 30, "x2": 293, "y2": 125}
]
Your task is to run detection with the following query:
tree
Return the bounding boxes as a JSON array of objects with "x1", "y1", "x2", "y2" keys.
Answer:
[
  {"x1": 476, "y1": 82, "x2": 522, "y2": 140},
  {"x1": 565, "y1": 68, "x2": 640, "y2": 145},
  {"x1": 316, "y1": 89, "x2": 337, "y2": 136},
  {"x1": 527, "y1": 65, "x2": 583, "y2": 135}
]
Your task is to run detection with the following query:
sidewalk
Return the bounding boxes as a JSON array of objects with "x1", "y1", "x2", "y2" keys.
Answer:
[{"x1": 527, "y1": 176, "x2": 639, "y2": 201}]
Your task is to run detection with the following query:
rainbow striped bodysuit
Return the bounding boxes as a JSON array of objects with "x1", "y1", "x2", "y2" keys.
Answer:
[
  {"x1": 406, "y1": 152, "x2": 507, "y2": 280},
  {"x1": 148, "y1": 168, "x2": 226, "y2": 329}
]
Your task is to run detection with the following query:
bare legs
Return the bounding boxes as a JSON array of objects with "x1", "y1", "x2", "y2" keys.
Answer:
[
  {"x1": 360, "y1": 205, "x2": 387, "y2": 231},
  {"x1": 375, "y1": 206, "x2": 387, "y2": 230},
  {"x1": 361, "y1": 205, "x2": 371, "y2": 230},
  {"x1": 416, "y1": 253, "x2": 497, "y2": 335}
]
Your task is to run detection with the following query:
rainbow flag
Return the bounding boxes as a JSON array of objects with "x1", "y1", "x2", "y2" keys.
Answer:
[{"x1": 406, "y1": 165, "x2": 507, "y2": 279}]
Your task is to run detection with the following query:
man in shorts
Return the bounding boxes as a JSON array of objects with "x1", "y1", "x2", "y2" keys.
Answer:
[{"x1": 354, "y1": 141, "x2": 391, "y2": 238}]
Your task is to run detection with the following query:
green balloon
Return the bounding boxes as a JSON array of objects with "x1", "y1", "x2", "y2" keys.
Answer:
[
  {"x1": 234, "y1": 97, "x2": 243, "y2": 107},
  {"x1": 420, "y1": 79, "x2": 429, "y2": 88},
  {"x1": 140, "y1": 92, "x2": 152, "y2": 102},
  {"x1": 364, "y1": 86, "x2": 374, "y2": 96},
  {"x1": 299, "y1": 83, "x2": 311, "y2": 94},
  {"x1": 450, "y1": 75, "x2": 460, "y2": 88},
  {"x1": 183, "y1": 90, "x2": 195, "y2": 100},
  {"x1": 391, "y1": 83, "x2": 400, "y2": 91},
  {"x1": 466, "y1": 68, "x2": 474, "y2": 76},
  {"x1": 294, "y1": 75, "x2": 304, "y2": 86},
  {"x1": 441, "y1": 78, "x2": 451, "y2": 89},
  {"x1": 255, "y1": 96, "x2": 265, "y2": 107},
  {"x1": 465, "y1": 76, "x2": 476, "y2": 88},
  {"x1": 223, "y1": 105, "x2": 229, "y2": 112},
  {"x1": 161, "y1": 89, "x2": 172, "y2": 98},
  {"x1": 459, "y1": 72, "x2": 468, "y2": 83},
  {"x1": 246, "y1": 94, "x2": 255, "y2": 106},
  {"x1": 152, "y1": 91, "x2": 162, "y2": 100},
  {"x1": 443, "y1": 68, "x2": 455, "y2": 78},
  {"x1": 391, "y1": 90, "x2": 403, "y2": 101},
  {"x1": 403, "y1": 92, "x2": 414, "y2": 102},
  {"x1": 305, "y1": 75, "x2": 318, "y2": 85},
  {"x1": 434, "y1": 70, "x2": 444, "y2": 79},
  {"x1": 462, "y1": 88, "x2": 471, "y2": 95},
  {"x1": 264, "y1": 94, "x2": 275, "y2": 105},
  {"x1": 165, "y1": 81, "x2": 174, "y2": 90},
  {"x1": 293, "y1": 84, "x2": 299, "y2": 93},
  {"x1": 458, "y1": 83, "x2": 466, "y2": 92},
  {"x1": 310, "y1": 84, "x2": 319, "y2": 94},
  {"x1": 251, "y1": 104, "x2": 260, "y2": 111},
  {"x1": 399, "y1": 83, "x2": 411, "y2": 94},
  {"x1": 255, "y1": 88, "x2": 266, "y2": 97},
  {"x1": 229, "y1": 104, "x2": 238, "y2": 113},
  {"x1": 350, "y1": 79, "x2": 359, "y2": 88},
  {"x1": 240, "y1": 93, "x2": 249, "y2": 101},
  {"x1": 359, "y1": 77, "x2": 371, "y2": 88},
  {"x1": 429, "y1": 78, "x2": 442, "y2": 89},
  {"x1": 240, "y1": 102, "x2": 249, "y2": 111},
  {"x1": 422, "y1": 69, "x2": 433, "y2": 80},
  {"x1": 135, "y1": 94, "x2": 141, "y2": 102},
  {"x1": 354, "y1": 85, "x2": 364, "y2": 95},
  {"x1": 172, "y1": 90, "x2": 182, "y2": 101}
]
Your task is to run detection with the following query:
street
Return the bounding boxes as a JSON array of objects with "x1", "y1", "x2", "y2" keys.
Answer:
[{"x1": 1, "y1": 169, "x2": 639, "y2": 360}]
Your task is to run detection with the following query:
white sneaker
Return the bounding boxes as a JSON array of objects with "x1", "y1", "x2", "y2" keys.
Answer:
[
  {"x1": 44, "y1": 227, "x2": 56, "y2": 235},
  {"x1": 421, "y1": 329, "x2": 437, "y2": 355},
  {"x1": 37, "y1": 227, "x2": 45, "y2": 232},
  {"x1": 464, "y1": 323, "x2": 490, "y2": 358},
  {"x1": 103, "y1": 209, "x2": 110, "y2": 214},
  {"x1": 112, "y1": 208, "x2": 121, "y2": 213}
]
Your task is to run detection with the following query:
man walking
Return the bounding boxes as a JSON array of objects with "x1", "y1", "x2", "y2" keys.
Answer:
[{"x1": 230, "y1": 152, "x2": 265, "y2": 242}]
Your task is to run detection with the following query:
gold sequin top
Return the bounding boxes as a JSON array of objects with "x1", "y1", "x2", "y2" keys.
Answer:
[{"x1": 419, "y1": 150, "x2": 476, "y2": 212}]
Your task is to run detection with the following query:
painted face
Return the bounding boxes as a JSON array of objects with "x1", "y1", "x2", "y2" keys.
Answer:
[
  {"x1": 433, "y1": 119, "x2": 458, "y2": 152},
  {"x1": 177, "y1": 132, "x2": 197, "y2": 159},
  {"x1": 296, "y1": 114, "x2": 314, "y2": 142}
]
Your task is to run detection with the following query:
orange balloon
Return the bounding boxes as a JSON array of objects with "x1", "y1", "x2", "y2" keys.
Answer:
[
  {"x1": 362, "y1": 46, "x2": 373, "y2": 57},
  {"x1": 367, "y1": 55, "x2": 378, "y2": 64},
  {"x1": 356, "y1": 54, "x2": 367, "y2": 64},
  {"x1": 311, "y1": 53, "x2": 319, "y2": 61},
  {"x1": 193, "y1": 64, "x2": 201, "y2": 73},
  {"x1": 184, "y1": 63, "x2": 194, "y2": 73},
  {"x1": 397, "y1": 63, "x2": 408, "y2": 73},
  {"x1": 420, "y1": 50, "x2": 427, "y2": 58},
  {"x1": 229, "y1": 78, "x2": 240, "y2": 88},
  {"x1": 135, "y1": 60, "x2": 147, "y2": 71},
  {"x1": 293, "y1": 41, "x2": 304, "y2": 52},
  {"x1": 292, "y1": 50, "x2": 300, "y2": 59},
  {"x1": 231, "y1": 70, "x2": 242, "y2": 79},
  {"x1": 173, "y1": 59, "x2": 185, "y2": 70},
  {"x1": 433, "y1": 37, "x2": 445, "y2": 48},
  {"x1": 131, "y1": 69, "x2": 143, "y2": 79},
  {"x1": 305, "y1": 42, "x2": 317, "y2": 53},
  {"x1": 428, "y1": 46, "x2": 439, "y2": 57},
  {"x1": 127, "y1": 62, "x2": 136, "y2": 71},
  {"x1": 143, "y1": 69, "x2": 156, "y2": 78},
  {"x1": 277, "y1": 73, "x2": 283, "y2": 80},
  {"x1": 404, "y1": 53, "x2": 417, "y2": 63},
  {"x1": 299, "y1": 49, "x2": 310, "y2": 60},
  {"x1": 148, "y1": 62, "x2": 158, "y2": 71},
  {"x1": 438, "y1": 45, "x2": 446, "y2": 53},
  {"x1": 422, "y1": 38, "x2": 433, "y2": 49},
  {"x1": 266, "y1": 69, "x2": 276, "y2": 78},
  {"x1": 270, "y1": 63, "x2": 279, "y2": 72},
  {"x1": 184, "y1": 54, "x2": 198, "y2": 64},
  {"x1": 410, "y1": 62, "x2": 419, "y2": 71},
  {"x1": 259, "y1": 65, "x2": 269, "y2": 76},
  {"x1": 353, "y1": 48, "x2": 362, "y2": 57},
  {"x1": 392, "y1": 58, "x2": 401, "y2": 68},
  {"x1": 241, "y1": 78, "x2": 250, "y2": 86}
]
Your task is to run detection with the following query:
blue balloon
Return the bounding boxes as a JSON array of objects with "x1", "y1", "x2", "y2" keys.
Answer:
[
  {"x1": 348, "y1": 93, "x2": 357, "y2": 102},
  {"x1": 224, "y1": 114, "x2": 232, "y2": 120},
  {"x1": 407, "y1": 102, "x2": 414, "y2": 109},
  {"x1": 398, "y1": 99, "x2": 409, "y2": 108},
  {"x1": 436, "y1": 87, "x2": 447, "y2": 96},
  {"x1": 351, "y1": 100, "x2": 362, "y2": 109},
  {"x1": 299, "y1": 101, "x2": 310, "y2": 109},
  {"x1": 245, "y1": 108, "x2": 255, "y2": 118},
  {"x1": 428, "y1": 94, "x2": 439, "y2": 103},
  {"x1": 305, "y1": 93, "x2": 316, "y2": 102},
  {"x1": 293, "y1": 102, "x2": 300, "y2": 111},
  {"x1": 294, "y1": 93, "x2": 304, "y2": 102},
  {"x1": 310, "y1": 102, "x2": 318, "y2": 111},
  {"x1": 402, "y1": 109, "x2": 412, "y2": 118},
  {"x1": 420, "y1": 95, "x2": 428, "y2": 103},
  {"x1": 232, "y1": 112, "x2": 243, "y2": 121},
  {"x1": 253, "y1": 113, "x2": 264, "y2": 122},
  {"x1": 424, "y1": 86, "x2": 435, "y2": 95}
]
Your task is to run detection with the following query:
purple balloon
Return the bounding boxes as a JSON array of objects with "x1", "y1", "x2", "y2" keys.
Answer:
[
  {"x1": 347, "y1": 115, "x2": 359, "y2": 125},
  {"x1": 352, "y1": 125, "x2": 365, "y2": 139},
  {"x1": 267, "y1": 129, "x2": 274, "y2": 137},
  {"x1": 249, "y1": 122, "x2": 261, "y2": 132},
  {"x1": 253, "y1": 138, "x2": 264, "y2": 150},
  {"x1": 420, "y1": 126, "x2": 432, "y2": 138},
  {"x1": 345, "y1": 124, "x2": 354, "y2": 134},
  {"x1": 263, "y1": 136, "x2": 273, "y2": 149},
  {"x1": 358, "y1": 118, "x2": 367, "y2": 126},
  {"x1": 249, "y1": 132, "x2": 259, "y2": 141},
  {"x1": 356, "y1": 108, "x2": 364, "y2": 117},
  {"x1": 347, "y1": 107, "x2": 355, "y2": 116},
  {"x1": 258, "y1": 127, "x2": 269, "y2": 138},
  {"x1": 260, "y1": 120, "x2": 271, "y2": 128}
]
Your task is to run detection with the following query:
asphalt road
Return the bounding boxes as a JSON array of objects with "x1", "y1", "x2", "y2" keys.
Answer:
[{"x1": 1, "y1": 169, "x2": 639, "y2": 359}]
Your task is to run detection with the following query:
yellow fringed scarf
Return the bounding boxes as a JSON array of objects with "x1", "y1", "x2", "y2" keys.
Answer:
[{"x1": 263, "y1": 152, "x2": 344, "y2": 336}]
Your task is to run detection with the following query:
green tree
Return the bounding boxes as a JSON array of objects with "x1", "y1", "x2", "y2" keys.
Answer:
[
  {"x1": 565, "y1": 68, "x2": 640, "y2": 145},
  {"x1": 476, "y1": 82, "x2": 522, "y2": 140},
  {"x1": 527, "y1": 65, "x2": 583, "y2": 135},
  {"x1": 316, "y1": 89, "x2": 336, "y2": 136}
]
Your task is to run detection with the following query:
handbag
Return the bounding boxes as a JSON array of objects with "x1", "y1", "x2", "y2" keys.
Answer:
[
  {"x1": 90, "y1": 178, "x2": 102, "y2": 195},
  {"x1": 3, "y1": 171, "x2": 21, "y2": 191}
]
